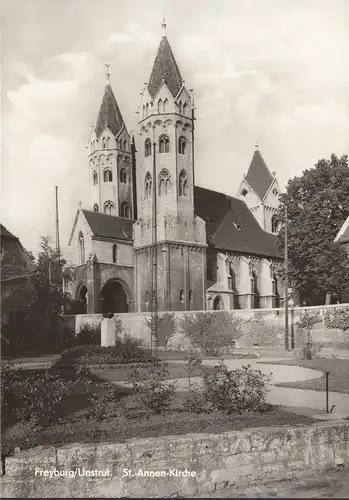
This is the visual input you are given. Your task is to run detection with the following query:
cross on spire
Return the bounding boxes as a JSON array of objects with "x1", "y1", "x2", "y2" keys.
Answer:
[
  {"x1": 161, "y1": 18, "x2": 167, "y2": 37},
  {"x1": 105, "y1": 64, "x2": 110, "y2": 83},
  {"x1": 255, "y1": 141, "x2": 259, "y2": 151}
]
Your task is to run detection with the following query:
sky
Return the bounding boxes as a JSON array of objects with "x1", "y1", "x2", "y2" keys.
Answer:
[{"x1": 1, "y1": 0, "x2": 349, "y2": 256}]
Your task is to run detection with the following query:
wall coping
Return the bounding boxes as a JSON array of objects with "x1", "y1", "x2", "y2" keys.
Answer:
[{"x1": 68, "y1": 302, "x2": 349, "y2": 319}]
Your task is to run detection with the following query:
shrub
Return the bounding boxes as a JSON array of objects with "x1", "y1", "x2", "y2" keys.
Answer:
[
  {"x1": 53, "y1": 338, "x2": 154, "y2": 373},
  {"x1": 145, "y1": 313, "x2": 177, "y2": 348},
  {"x1": 324, "y1": 308, "x2": 349, "y2": 331},
  {"x1": 202, "y1": 362, "x2": 271, "y2": 414},
  {"x1": 87, "y1": 383, "x2": 122, "y2": 421},
  {"x1": 296, "y1": 311, "x2": 323, "y2": 360},
  {"x1": 128, "y1": 362, "x2": 177, "y2": 415},
  {"x1": 75, "y1": 324, "x2": 101, "y2": 346},
  {"x1": 1, "y1": 419, "x2": 38, "y2": 458},
  {"x1": 185, "y1": 351, "x2": 203, "y2": 413},
  {"x1": 183, "y1": 385, "x2": 208, "y2": 414},
  {"x1": 180, "y1": 312, "x2": 242, "y2": 355},
  {"x1": 2, "y1": 367, "x2": 70, "y2": 427}
]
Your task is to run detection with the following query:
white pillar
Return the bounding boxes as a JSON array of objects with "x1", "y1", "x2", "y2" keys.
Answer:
[{"x1": 101, "y1": 318, "x2": 116, "y2": 347}]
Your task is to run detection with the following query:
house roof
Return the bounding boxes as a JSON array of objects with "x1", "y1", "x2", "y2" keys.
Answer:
[
  {"x1": 194, "y1": 186, "x2": 281, "y2": 259},
  {"x1": 95, "y1": 84, "x2": 126, "y2": 138},
  {"x1": 147, "y1": 36, "x2": 183, "y2": 99},
  {"x1": 82, "y1": 210, "x2": 134, "y2": 241},
  {"x1": 1, "y1": 224, "x2": 18, "y2": 240},
  {"x1": 337, "y1": 225, "x2": 349, "y2": 244},
  {"x1": 245, "y1": 150, "x2": 274, "y2": 200}
]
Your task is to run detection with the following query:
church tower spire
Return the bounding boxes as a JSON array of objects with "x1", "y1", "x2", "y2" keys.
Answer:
[
  {"x1": 88, "y1": 69, "x2": 135, "y2": 219},
  {"x1": 133, "y1": 26, "x2": 207, "y2": 313}
]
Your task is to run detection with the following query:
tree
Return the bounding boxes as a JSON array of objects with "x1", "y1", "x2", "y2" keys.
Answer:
[
  {"x1": 277, "y1": 154, "x2": 349, "y2": 305},
  {"x1": 29, "y1": 236, "x2": 68, "y2": 317}
]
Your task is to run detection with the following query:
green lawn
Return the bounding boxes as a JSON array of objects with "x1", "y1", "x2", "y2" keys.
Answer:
[
  {"x1": 158, "y1": 350, "x2": 257, "y2": 361},
  {"x1": 260, "y1": 358, "x2": 349, "y2": 394},
  {"x1": 92, "y1": 361, "x2": 204, "y2": 382}
]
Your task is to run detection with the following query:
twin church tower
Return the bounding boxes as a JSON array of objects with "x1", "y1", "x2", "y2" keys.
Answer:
[
  {"x1": 69, "y1": 26, "x2": 207, "y2": 313},
  {"x1": 67, "y1": 24, "x2": 282, "y2": 314}
]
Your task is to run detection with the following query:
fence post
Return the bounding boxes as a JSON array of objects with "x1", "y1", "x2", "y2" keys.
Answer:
[{"x1": 325, "y1": 371, "x2": 329, "y2": 413}]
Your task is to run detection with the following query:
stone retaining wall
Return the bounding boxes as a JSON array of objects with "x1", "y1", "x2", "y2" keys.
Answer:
[
  {"x1": 1, "y1": 421, "x2": 348, "y2": 497},
  {"x1": 63, "y1": 303, "x2": 349, "y2": 350}
]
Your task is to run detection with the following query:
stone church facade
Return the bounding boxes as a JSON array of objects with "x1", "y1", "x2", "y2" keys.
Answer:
[{"x1": 65, "y1": 30, "x2": 284, "y2": 314}]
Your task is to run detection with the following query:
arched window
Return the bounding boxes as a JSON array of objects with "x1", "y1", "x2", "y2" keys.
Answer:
[
  {"x1": 163, "y1": 98, "x2": 169, "y2": 113},
  {"x1": 158, "y1": 99, "x2": 163, "y2": 114},
  {"x1": 159, "y1": 169, "x2": 172, "y2": 196},
  {"x1": 93, "y1": 203, "x2": 99, "y2": 212},
  {"x1": 159, "y1": 135, "x2": 170, "y2": 153},
  {"x1": 120, "y1": 168, "x2": 127, "y2": 183},
  {"x1": 112, "y1": 244, "x2": 117, "y2": 264},
  {"x1": 123, "y1": 139, "x2": 127, "y2": 151},
  {"x1": 183, "y1": 102, "x2": 188, "y2": 115},
  {"x1": 145, "y1": 138, "x2": 152, "y2": 157},
  {"x1": 92, "y1": 171, "x2": 98, "y2": 185},
  {"x1": 142, "y1": 105, "x2": 145, "y2": 119},
  {"x1": 178, "y1": 100, "x2": 182, "y2": 114},
  {"x1": 104, "y1": 201, "x2": 114, "y2": 215},
  {"x1": 271, "y1": 214, "x2": 278, "y2": 233},
  {"x1": 179, "y1": 170, "x2": 188, "y2": 197},
  {"x1": 228, "y1": 264, "x2": 236, "y2": 291},
  {"x1": 120, "y1": 201, "x2": 130, "y2": 219},
  {"x1": 180, "y1": 290, "x2": 184, "y2": 302},
  {"x1": 178, "y1": 136, "x2": 186, "y2": 154},
  {"x1": 78, "y1": 232, "x2": 85, "y2": 265},
  {"x1": 102, "y1": 137, "x2": 106, "y2": 149},
  {"x1": 145, "y1": 172, "x2": 152, "y2": 198},
  {"x1": 189, "y1": 290, "x2": 193, "y2": 302},
  {"x1": 124, "y1": 156, "x2": 131, "y2": 167},
  {"x1": 104, "y1": 169, "x2": 113, "y2": 182}
]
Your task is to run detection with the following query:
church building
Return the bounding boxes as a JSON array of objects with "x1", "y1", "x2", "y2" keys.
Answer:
[{"x1": 66, "y1": 26, "x2": 284, "y2": 314}]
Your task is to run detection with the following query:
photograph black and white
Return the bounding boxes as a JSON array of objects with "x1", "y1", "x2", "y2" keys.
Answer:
[{"x1": 1, "y1": 0, "x2": 349, "y2": 497}]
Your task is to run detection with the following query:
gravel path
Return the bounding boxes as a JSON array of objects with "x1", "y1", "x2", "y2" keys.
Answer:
[{"x1": 111, "y1": 357, "x2": 349, "y2": 414}]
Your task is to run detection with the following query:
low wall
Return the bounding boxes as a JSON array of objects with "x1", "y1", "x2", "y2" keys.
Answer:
[
  {"x1": 1, "y1": 421, "x2": 348, "y2": 497},
  {"x1": 62, "y1": 303, "x2": 349, "y2": 351}
]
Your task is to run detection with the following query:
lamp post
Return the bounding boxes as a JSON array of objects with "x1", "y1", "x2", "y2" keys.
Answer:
[
  {"x1": 151, "y1": 141, "x2": 159, "y2": 360},
  {"x1": 284, "y1": 205, "x2": 290, "y2": 351}
]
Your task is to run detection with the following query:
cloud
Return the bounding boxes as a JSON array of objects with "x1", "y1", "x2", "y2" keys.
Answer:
[{"x1": 2, "y1": 2, "x2": 349, "y2": 254}]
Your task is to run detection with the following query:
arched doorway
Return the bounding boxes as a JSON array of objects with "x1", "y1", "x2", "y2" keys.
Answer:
[
  {"x1": 77, "y1": 284, "x2": 87, "y2": 313},
  {"x1": 101, "y1": 280, "x2": 129, "y2": 314},
  {"x1": 213, "y1": 295, "x2": 223, "y2": 310}
]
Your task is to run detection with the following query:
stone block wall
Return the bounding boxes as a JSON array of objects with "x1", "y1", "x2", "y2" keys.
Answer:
[
  {"x1": 62, "y1": 303, "x2": 349, "y2": 351},
  {"x1": 1, "y1": 422, "x2": 348, "y2": 497}
]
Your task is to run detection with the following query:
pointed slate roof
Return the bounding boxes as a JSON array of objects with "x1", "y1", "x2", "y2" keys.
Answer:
[
  {"x1": 147, "y1": 36, "x2": 183, "y2": 98},
  {"x1": 194, "y1": 187, "x2": 281, "y2": 259},
  {"x1": 245, "y1": 150, "x2": 274, "y2": 201},
  {"x1": 95, "y1": 84, "x2": 126, "y2": 138}
]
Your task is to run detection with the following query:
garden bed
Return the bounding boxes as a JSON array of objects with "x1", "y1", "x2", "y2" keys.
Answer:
[
  {"x1": 1, "y1": 387, "x2": 315, "y2": 455},
  {"x1": 260, "y1": 359, "x2": 349, "y2": 394}
]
